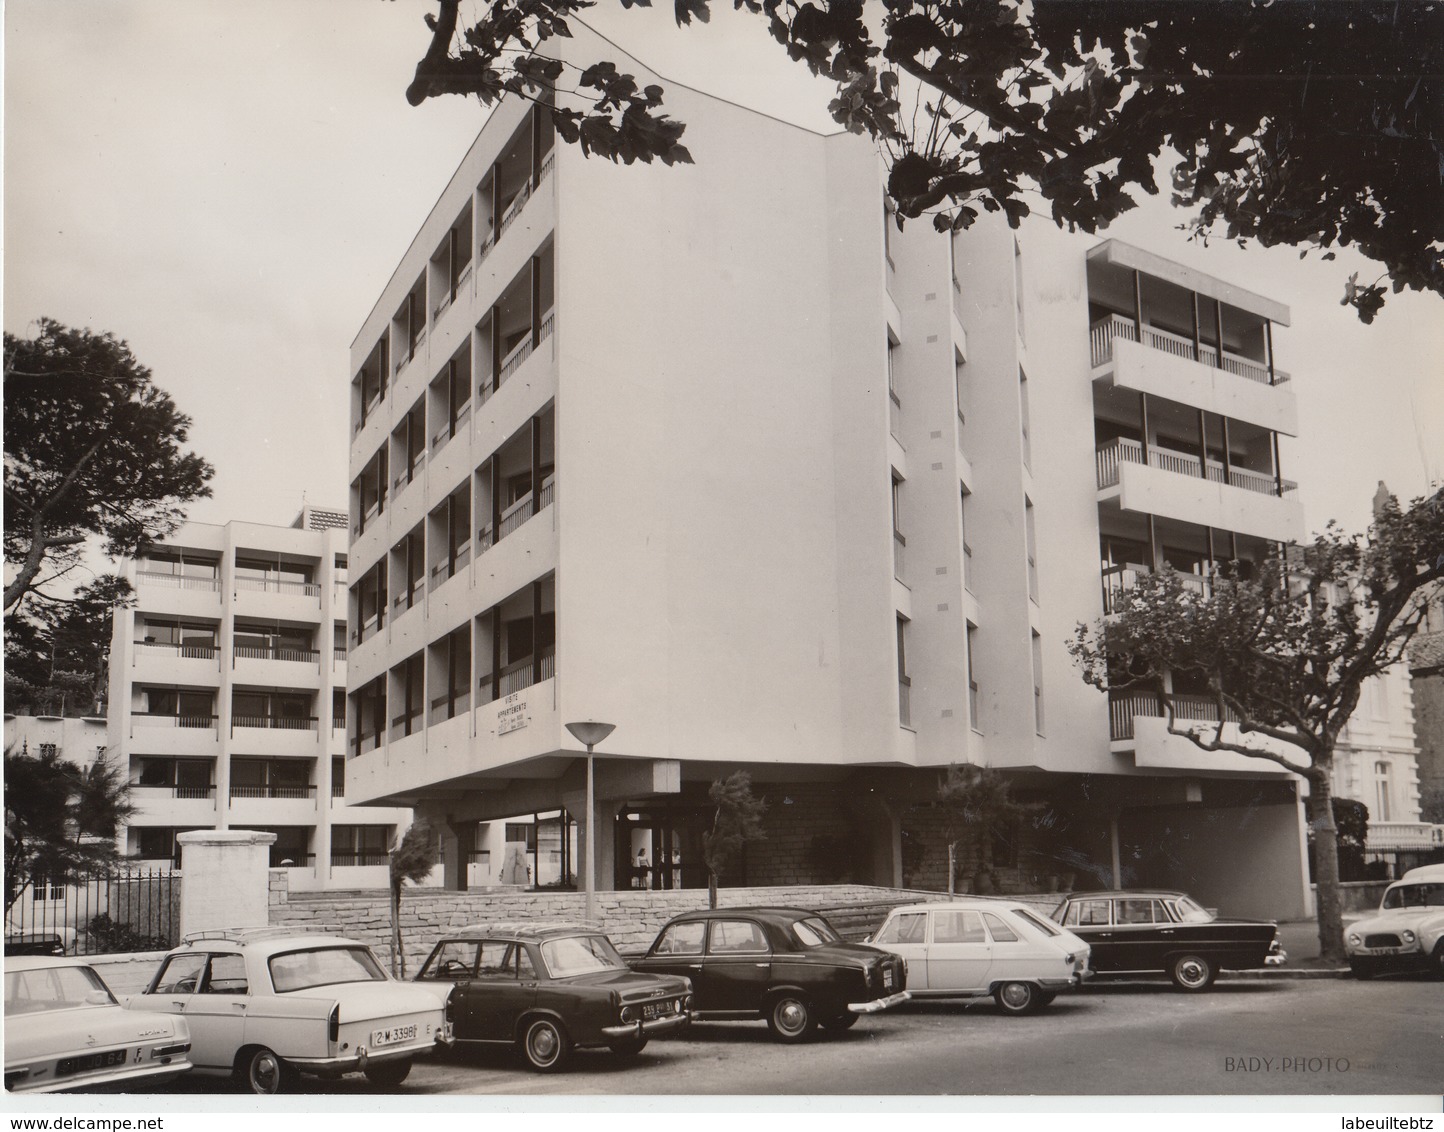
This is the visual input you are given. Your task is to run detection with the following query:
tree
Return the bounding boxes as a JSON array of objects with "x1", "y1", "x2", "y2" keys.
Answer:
[
  {"x1": 701, "y1": 771, "x2": 767, "y2": 908},
  {"x1": 388, "y1": 819, "x2": 439, "y2": 977},
  {"x1": 403, "y1": 0, "x2": 1443, "y2": 320},
  {"x1": 4, "y1": 742, "x2": 136, "y2": 916},
  {"x1": 4, "y1": 575, "x2": 133, "y2": 717},
  {"x1": 4, "y1": 319, "x2": 213, "y2": 612},
  {"x1": 936, "y1": 763, "x2": 1036, "y2": 896},
  {"x1": 1069, "y1": 489, "x2": 1444, "y2": 963}
]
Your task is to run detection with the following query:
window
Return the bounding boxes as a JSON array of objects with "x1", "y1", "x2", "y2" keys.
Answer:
[
  {"x1": 1031, "y1": 629, "x2": 1045, "y2": 735},
  {"x1": 1374, "y1": 761, "x2": 1393, "y2": 822},
  {"x1": 960, "y1": 486, "x2": 973, "y2": 593},
  {"x1": 982, "y1": 912, "x2": 1019, "y2": 942},
  {"x1": 708, "y1": 920, "x2": 768, "y2": 954},
  {"x1": 874, "y1": 912, "x2": 926, "y2": 946},
  {"x1": 652, "y1": 921, "x2": 705, "y2": 956},
  {"x1": 424, "y1": 941, "x2": 479, "y2": 980},
  {"x1": 966, "y1": 623, "x2": 980, "y2": 730},
  {"x1": 955, "y1": 353, "x2": 968, "y2": 426},
  {"x1": 149, "y1": 953, "x2": 207, "y2": 996},
  {"x1": 933, "y1": 910, "x2": 986, "y2": 944},
  {"x1": 896, "y1": 615, "x2": 911, "y2": 728},
  {"x1": 1063, "y1": 899, "x2": 1111, "y2": 927},
  {"x1": 1117, "y1": 899, "x2": 1164, "y2": 925},
  {"x1": 203, "y1": 954, "x2": 248, "y2": 995},
  {"x1": 1025, "y1": 497, "x2": 1039, "y2": 602},
  {"x1": 1012, "y1": 908, "x2": 1062, "y2": 937},
  {"x1": 891, "y1": 474, "x2": 906, "y2": 581},
  {"x1": 883, "y1": 201, "x2": 895, "y2": 269},
  {"x1": 1018, "y1": 367, "x2": 1032, "y2": 468}
]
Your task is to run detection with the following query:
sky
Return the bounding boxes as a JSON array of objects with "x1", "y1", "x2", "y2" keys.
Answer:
[{"x1": 4, "y1": 0, "x2": 1441, "y2": 579}]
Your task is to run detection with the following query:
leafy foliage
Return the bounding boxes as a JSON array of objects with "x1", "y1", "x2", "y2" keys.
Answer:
[
  {"x1": 4, "y1": 743, "x2": 136, "y2": 915},
  {"x1": 85, "y1": 912, "x2": 169, "y2": 956},
  {"x1": 1069, "y1": 488, "x2": 1444, "y2": 960},
  {"x1": 3, "y1": 319, "x2": 213, "y2": 612},
  {"x1": 403, "y1": 0, "x2": 1443, "y2": 318},
  {"x1": 936, "y1": 763, "x2": 1038, "y2": 894},
  {"x1": 388, "y1": 819, "x2": 439, "y2": 977},
  {"x1": 4, "y1": 576, "x2": 133, "y2": 716},
  {"x1": 701, "y1": 770, "x2": 767, "y2": 907}
]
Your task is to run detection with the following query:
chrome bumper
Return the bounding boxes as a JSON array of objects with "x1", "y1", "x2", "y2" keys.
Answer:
[
  {"x1": 1264, "y1": 949, "x2": 1289, "y2": 966},
  {"x1": 847, "y1": 991, "x2": 911, "y2": 1014},
  {"x1": 600, "y1": 1013, "x2": 690, "y2": 1039}
]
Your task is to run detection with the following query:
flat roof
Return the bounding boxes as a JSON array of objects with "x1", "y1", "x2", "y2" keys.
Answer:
[{"x1": 1088, "y1": 239, "x2": 1291, "y2": 326}]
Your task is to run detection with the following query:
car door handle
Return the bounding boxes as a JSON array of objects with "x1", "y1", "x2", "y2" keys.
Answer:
[
  {"x1": 1160, "y1": 928, "x2": 1176, "y2": 935},
  {"x1": 172, "y1": 1001, "x2": 187, "y2": 1009},
  {"x1": 687, "y1": 964, "x2": 702, "y2": 971},
  {"x1": 754, "y1": 963, "x2": 767, "y2": 968},
  {"x1": 232, "y1": 1002, "x2": 248, "y2": 1011}
]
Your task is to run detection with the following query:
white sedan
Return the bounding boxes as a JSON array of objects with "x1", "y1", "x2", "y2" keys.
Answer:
[
  {"x1": 870, "y1": 900, "x2": 1091, "y2": 1014},
  {"x1": 5, "y1": 957, "x2": 191, "y2": 1093}
]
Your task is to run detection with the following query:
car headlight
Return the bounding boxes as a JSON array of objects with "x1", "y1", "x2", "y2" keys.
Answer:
[
  {"x1": 1401, "y1": 930, "x2": 1416, "y2": 944},
  {"x1": 1347, "y1": 933, "x2": 1361, "y2": 946}
]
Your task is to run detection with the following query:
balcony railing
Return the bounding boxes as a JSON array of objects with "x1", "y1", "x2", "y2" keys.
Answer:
[
  {"x1": 480, "y1": 477, "x2": 554, "y2": 555},
  {"x1": 233, "y1": 644, "x2": 319, "y2": 663},
  {"x1": 136, "y1": 571, "x2": 220, "y2": 592},
  {"x1": 498, "y1": 183, "x2": 532, "y2": 239},
  {"x1": 430, "y1": 545, "x2": 471, "y2": 590},
  {"x1": 393, "y1": 451, "x2": 426, "y2": 492},
  {"x1": 332, "y1": 716, "x2": 347, "y2": 731},
  {"x1": 1089, "y1": 313, "x2": 1290, "y2": 386},
  {"x1": 229, "y1": 785, "x2": 317, "y2": 801},
  {"x1": 135, "y1": 784, "x2": 215, "y2": 800},
  {"x1": 133, "y1": 713, "x2": 217, "y2": 729},
  {"x1": 333, "y1": 646, "x2": 348, "y2": 664},
  {"x1": 390, "y1": 708, "x2": 424, "y2": 741},
  {"x1": 230, "y1": 715, "x2": 319, "y2": 732},
  {"x1": 393, "y1": 577, "x2": 426, "y2": 611},
  {"x1": 478, "y1": 645, "x2": 556, "y2": 705},
  {"x1": 331, "y1": 780, "x2": 345, "y2": 798},
  {"x1": 331, "y1": 851, "x2": 390, "y2": 867},
  {"x1": 889, "y1": 390, "x2": 901, "y2": 440},
  {"x1": 898, "y1": 677, "x2": 911, "y2": 728},
  {"x1": 893, "y1": 530, "x2": 906, "y2": 580},
  {"x1": 498, "y1": 335, "x2": 533, "y2": 384},
  {"x1": 235, "y1": 577, "x2": 322, "y2": 598},
  {"x1": 1108, "y1": 690, "x2": 1238, "y2": 741},
  {"x1": 430, "y1": 690, "x2": 472, "y2": 725},
  {"x1": 354, "y1": 614, "x2": 382, "y2": 645},
  {"x1": 1102, "y1": 564, "x2": 1216, "y2": 613},
  {"x1": 135, "y1": 641, "x2": 218, "y2": 660},
  {"x1": 1095, "y1": 437, "x2": 1297, "y2": 497},
  {"x1": 432, "y1": 403, "x2": 471, "y2": 452}
]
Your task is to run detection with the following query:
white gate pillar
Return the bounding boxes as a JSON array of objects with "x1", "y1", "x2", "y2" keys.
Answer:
[{"x1": 177, "y1": 830, "x2": 276, "y2": 938}]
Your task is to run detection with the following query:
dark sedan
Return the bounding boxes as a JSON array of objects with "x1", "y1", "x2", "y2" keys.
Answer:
[
  {"x1": 414, "y1": 922, "x2": 691, "y2": 1072},
  {"x1": 631, "y1": 906, "x2": 909, "y2": 1041},
  {"x1": 1051, "y1": 890, "x2": 1286, "y2": 990}
]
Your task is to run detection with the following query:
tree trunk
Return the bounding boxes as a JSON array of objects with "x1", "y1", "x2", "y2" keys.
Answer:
[
  {"x1": 947, "y1": 841, "x2": 957, "y2": 897},
  {"x1": 1306, "y1": 767, "x2": 1347, "y2": 964},
  {"x1": 389, "y1": 880, "x2": 403, "y2": 979},
  {"x1": 707, "y1": 871, "x2": 718, "y2": 910}
]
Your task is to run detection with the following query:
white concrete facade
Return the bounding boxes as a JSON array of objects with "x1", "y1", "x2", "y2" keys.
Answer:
[
  {"x1": 106, "y1": 509, "x2": 413, "y2": 891},
  {"x1": 342, "y1": 28, "x2": 1316, "y2": 919}
]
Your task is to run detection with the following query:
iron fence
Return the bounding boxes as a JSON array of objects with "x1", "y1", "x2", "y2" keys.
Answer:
[{"x1": 4, "y1": 867, "x2": 180, "y2": 956}]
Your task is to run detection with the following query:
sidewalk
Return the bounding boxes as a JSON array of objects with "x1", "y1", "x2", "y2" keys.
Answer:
[{"x1": 1230, "y1": 919, "x2": 1348, "y2": 979}]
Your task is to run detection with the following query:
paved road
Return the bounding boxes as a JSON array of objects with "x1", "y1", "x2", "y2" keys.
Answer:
[{"x1": 158, "y1": 974, "x2": 1441, "y2": 1098}]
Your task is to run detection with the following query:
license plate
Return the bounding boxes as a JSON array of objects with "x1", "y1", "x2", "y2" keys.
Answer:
[
  {"x1": 641, "y1": 1001, "x2": 670, "y2": 1020},
  {"x1": 57, "y1": 1049, "x2": 127, "y2": 1076},
  {"x1": 883, "y1": 969, "x2": 895, "y2": 989},
  {"x1": 1368, "y1": 947, "x2": 1402, "y2": 955},
  {"x1": 370, "y1": 1024, "x2": 418, "y2": 1047}
]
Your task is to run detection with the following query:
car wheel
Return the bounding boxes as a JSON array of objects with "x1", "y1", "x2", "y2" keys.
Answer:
[
  {"x1": 609, "y1": 1037, "x2": 648, "y2": 1057},
  {"x1": 1169, "y1": 954, "x2": 1216, "y2": 992},
  {"x1": 238, "y1": 1047, "x2": 296, "y2": 1095},
  {"x1": 1348, "y1": 959, "x2": 1371, "y2": 980},
  {"x1": 993, "y1": 981, "x2": 1039, "y2": 1015},
  {"x1": 363, "y1": 1058, "x2": 413, "y2": 1089},
  {"x1": 520, "y1": 1017, "x2": 572, "y2": 1072},
  {"x1": 1035, "y1": 991, "x2": 1057, "y2": 1008},
  {"x1": 1431, "y1": 942, "x2": 1444, "y2": 980},
  {"x1": 820, "y1": 1011, "x2": 859, "y2": 1031},
  {"x1": 765, "y1": 994, "x2": 814, "y2": 1042}
]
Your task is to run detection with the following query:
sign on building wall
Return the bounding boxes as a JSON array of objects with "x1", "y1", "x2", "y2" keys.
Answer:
[{"x1": 497, "y1": 692, "x2": 527, "y2": 735}]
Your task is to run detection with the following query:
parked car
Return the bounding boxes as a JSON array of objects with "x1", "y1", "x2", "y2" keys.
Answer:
[
  {"x1": 5, "y1": 956, "x2": 191, "y2": 1093},
  {"x1": 1344, "y1": 863, "x2": 1444, "y2": 979},
  {"x1": 631, "y1": 906, "x2": 908, "y2": 1042},
  {"x1": 4, "y1": 931, "x2": 74, "y2": 958},
  {"x1": 413, "y1": 921, "x2": 691, "y2": 1072},
  {"x1": 125, "y1": 927, "x2": 452, "y2": 1093},
  {"x1": 869, "y1": 900, "x2": 1091, "y2": 1014},
  {"x1": 1051, "y1": 890, "x2": 1286, "y2": 990}
]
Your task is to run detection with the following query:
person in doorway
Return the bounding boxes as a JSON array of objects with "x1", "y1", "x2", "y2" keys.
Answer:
[{"x1": 635, "y1": 848, "x2": 650, "y2": 889}]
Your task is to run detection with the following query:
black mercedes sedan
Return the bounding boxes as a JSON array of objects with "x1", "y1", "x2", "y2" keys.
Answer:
[
  {"x1": 1051, "y1": 890, "x2": 1286, "y2": 990},
  {"x1": 630, "y1": 906, "x2": 909, "y2": 1041}
]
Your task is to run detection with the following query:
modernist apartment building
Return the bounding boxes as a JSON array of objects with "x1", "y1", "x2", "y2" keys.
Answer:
[
  {"x1": 343, "y1": 27, "x2": 1330, "y2": 918},
  {"x1": 106, "y1": 506, "x2": 414, "y2": 891}
]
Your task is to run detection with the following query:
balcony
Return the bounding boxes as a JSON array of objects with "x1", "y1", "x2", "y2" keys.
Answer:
[
  {"x1": 1101, "y1": 564, "x2": 1213, "y2": 614},
  {"x1": 131, "y1": 783, "x2": 217, "y2": 825},
  {"x1": 430, "y1": 690, "x2": 472, "y2": 726},
  {"x1": 1096, "y1": 437, "x2": 1304, "y2": 543},
  {"x1": 133, "y1": 713, "x2": 218, "y2": 730},
  {"x1": 132, "y1": 641, "x2": 220, "y2": 685},
  {"x1": 134, "y1": 571, "x2": 221, "y2": 616},
  {"x1": 1108, "y1": 690, "x2": 1235, "y2": 742},
  {"x1": 1090, "y1": 313, "x2": 1289, "y2": 386},
  {"x1": 429, "y1": 546, "x2": 471, "y2": 592},
  {"x1": 477, "y1": 151, "x2": 554, "y2": 268},
  {"x1": 234, "y1": 644, "x2": 319, "y2": 664},
  {"x1": 230, "y1": 715, "x2": 321, "y2": 757},
  {"x1": 229, "y1": 784, "x2": 317, "y2": 801},
  {"x1": 479, "y1": 477, "x2": 555, "y2": 554},
  {"x1": 129, "y1": 713, "x2": 219, "y2": 756},
  {"x1": 477, "y1": 646, "x2": 555, "y2": 707},
  {"x1": 1108, "y1": 689, "x2": 1297, "y2": 774},
  {"x1": 136, "y1": 571, "x2": 221, "y2": 593},
  {"x1": 330, "y1": 851, "x2": 390, "y2": 867},
  {"x1": 230, "y1": 715, "x2": 319, "y2": 732},
  {"x1": 390, "y1": 708, "x2": 424, "y2": 742},
  {"x1": 228, "y1": 784, "x2": 319, "y2": 825}
]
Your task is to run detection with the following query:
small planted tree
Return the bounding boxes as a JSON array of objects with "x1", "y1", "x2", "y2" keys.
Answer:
[
  {"x1": 936, "y1": 763, "x2": 1036, "y2": 896},
  {"x1": 701, "y1": 771, "x2": 767, "y2": 909},
  {"x1": 1069, "y1": 489, "x2": 1444, "y2": 963},
  {"x1": 388, "y1": 820, "x2": 438, "y2": 978}
]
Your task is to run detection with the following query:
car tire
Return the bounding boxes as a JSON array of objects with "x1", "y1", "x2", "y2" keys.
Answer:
[
  {"x1": 238, "y1": 1047, "x2": 296, "y2": 1095},
  {"x1": 363, "y1": 1058, "x2": 413, "y2": 1089},
  {"x1": 609, "y1": 1037, "x2": 648, "y2": 1057},
  {"x1": 820, "y1": 1011, "x2": 859, "y2": 1031},
  {"x1": 1169, "y1": 954, "x2": 1216, "y2": 992},
  {"x1": 1035, "y1": 991, "x2": 1058, "y2": 1008},
  {"x1": 993, "y1": 981, "x2": 1040, "y2": 1016},
  {"x1": 520, "y1": 1017, "x2": 572, "y2": 1072},
  {"x1": 765, "y1": 994, "x2": 815, "y2": 1042},
  {"x1": 1431, "y1": 942, "x2": 1444, "y2": 980},
  {"x1": 1348, "y1": 959, "x2": 1371, "y2": 980}
]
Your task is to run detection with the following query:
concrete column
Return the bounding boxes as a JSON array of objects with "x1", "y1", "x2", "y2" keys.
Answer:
[{"x1": 177, "y1": 830, "x2": 276, "y2": 937}]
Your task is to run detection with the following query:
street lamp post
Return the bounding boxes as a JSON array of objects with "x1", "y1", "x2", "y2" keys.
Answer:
[{"x1": 564, "y1": 720, "x2": 615, "y2": 923}]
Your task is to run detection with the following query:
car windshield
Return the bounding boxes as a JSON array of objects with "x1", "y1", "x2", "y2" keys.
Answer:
[
  {"x1": 1170, "y1": 897, "x2": 1215, "y2": 923},
  {"x1": 790, "y1": 917, "x2": 841, "y2": 947},
  {"x1": 269, "y1": 946, "x2": 387, "y2": 992},
  {"x1": 5, "y1": 965, "x2": 115, "y2": 1013},
  {"x1": 539, "y1": 934, "x2": 625, "y2": 978},
  {"x1": 1382, "y1": 883, "x2": 1444, "y2": 909}
]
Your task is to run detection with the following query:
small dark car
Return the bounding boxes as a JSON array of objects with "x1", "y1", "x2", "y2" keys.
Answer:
[
  {"x1": 1051, "y1": 890, "x2": 1286, "y2": 990},
  {"x1": 631, "y1": 906, "x2": 909, "y2": 1042},
  {"x1": 414, "y1": 922, "x2": 691, "y2": 1072},
  {"x1": 4, "y1": 933, "x2": 71, "y2": 958}
]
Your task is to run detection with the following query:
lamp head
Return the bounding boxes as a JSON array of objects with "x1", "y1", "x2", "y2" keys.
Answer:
[{"x1": 565, "y1": 721, "x2": 616, "y2": 748}]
